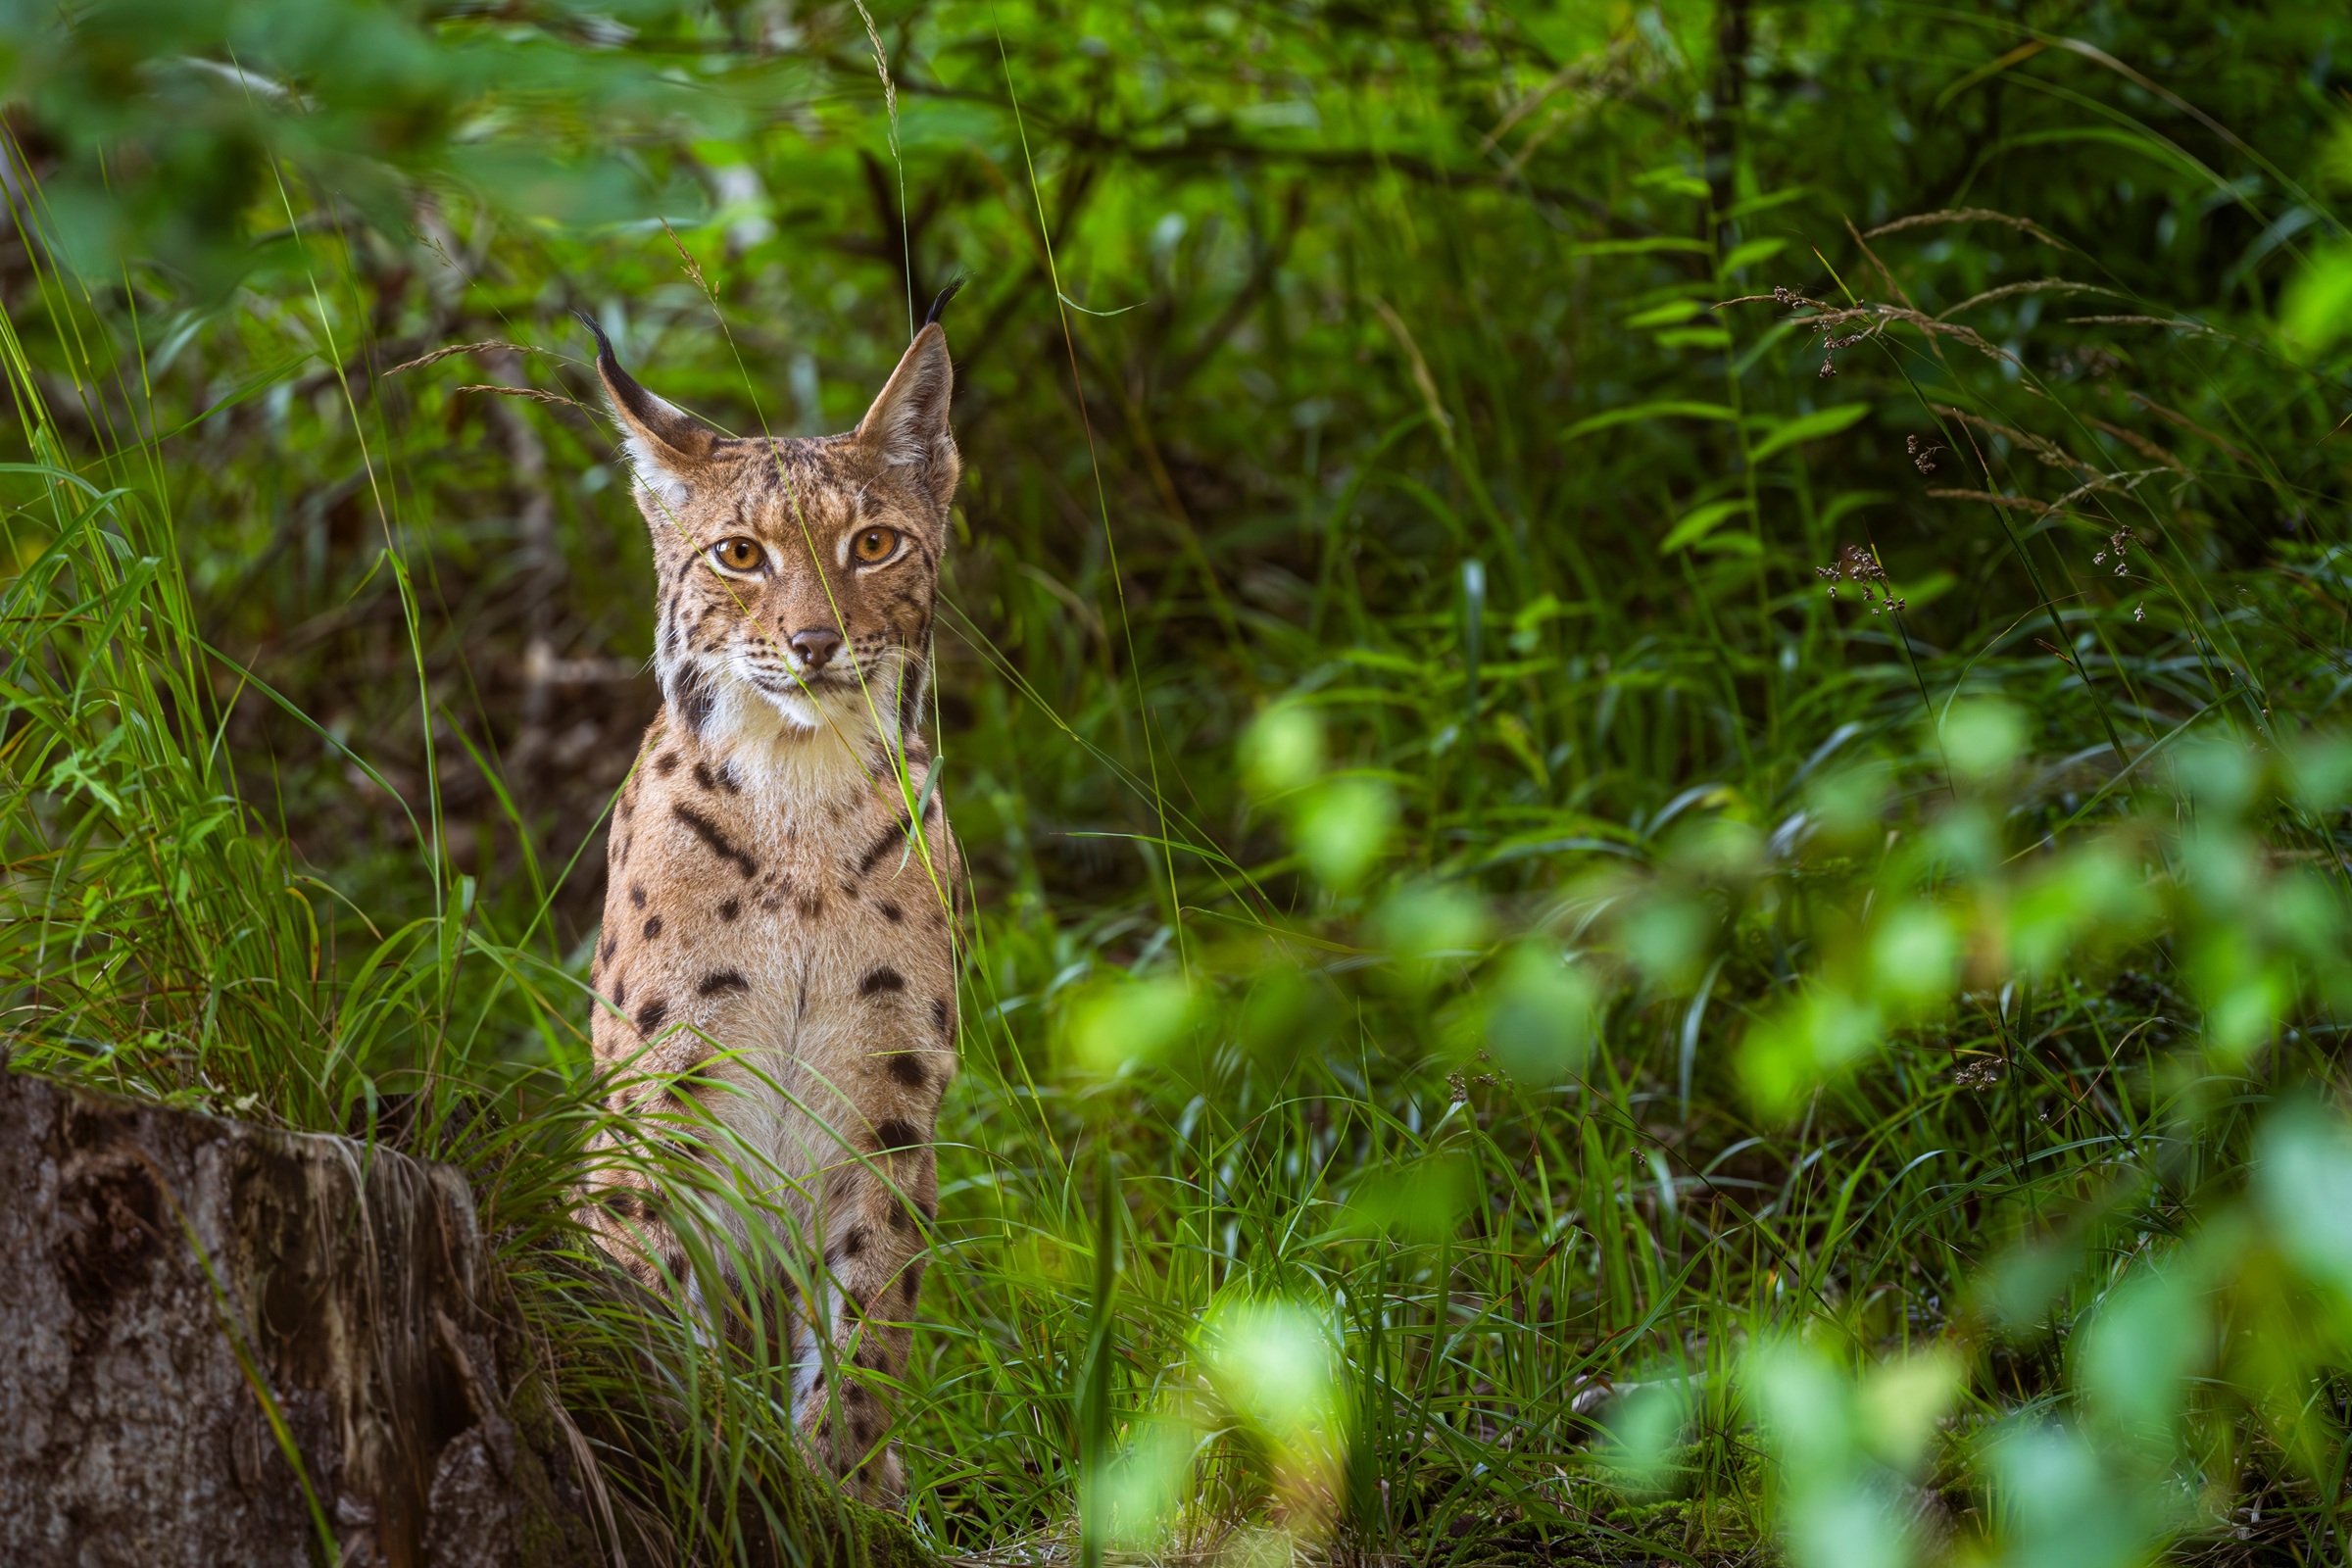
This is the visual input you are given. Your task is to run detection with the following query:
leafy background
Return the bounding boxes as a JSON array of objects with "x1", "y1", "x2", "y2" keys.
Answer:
[{"x1": 7, "y1": 1, "x2": 2352, "y2": 1562}]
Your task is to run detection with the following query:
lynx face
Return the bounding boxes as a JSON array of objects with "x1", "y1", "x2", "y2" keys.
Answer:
[{"x1": 588, "y1": 313, "x2": 959, "y2": 757}]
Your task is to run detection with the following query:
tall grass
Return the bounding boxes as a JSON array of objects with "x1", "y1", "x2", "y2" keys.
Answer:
[{"x1": 5, "y1": 4, "x2": 2352, "y2": 1566}]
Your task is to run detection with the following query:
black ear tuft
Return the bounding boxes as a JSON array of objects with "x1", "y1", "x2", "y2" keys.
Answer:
[
  {"x1": 570, "y1": 306, "x2": 717, "y2": 476},
  {"x1": 571, "y1": 306, "x2": 619, "y2": 369},
  {"x1": 923, "y1": 277, "x2": 965, "y2": 331}
]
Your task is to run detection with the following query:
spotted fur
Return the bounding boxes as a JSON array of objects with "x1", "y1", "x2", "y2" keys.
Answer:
[{"x1": 574, "y1": 315, "x2": 963, "y2": 1505}]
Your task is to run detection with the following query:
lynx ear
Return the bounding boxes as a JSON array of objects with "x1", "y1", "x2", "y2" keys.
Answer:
[
  {"x1": 854, "y1": 322, "x2": 959, "y2": 511},
  {"x1": 572, "y1": 309, "x2": 716, "y2": 514}
]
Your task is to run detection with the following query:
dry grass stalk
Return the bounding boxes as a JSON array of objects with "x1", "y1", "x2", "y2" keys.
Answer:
[
  {"x1": 2129, "y1": 391, "x2": 2257, "y2": 466},
  {"x1": 384, "y1": 341, "x2": 548, "y2": 376},
  {"x1": 1926, "y1": 488, "x2": 2052, "y2": 513},
  {"x1": 454, "y1": 384, "x2": 590, "y2": 413},
  {"x1": 1718, "y1": 286, "x2": 2027, "y2": 375},
  {"x1": 1930, "y1": 403, "x2": 2098, "y2": 479},
  {"x1": 1937, "y1": 278, "x2": 2121, "y2": 318},
  {"x1": 2045, "y1": 469, "x2": 2164, "y2": 517},
  {"x1": 2069, "y1": 314, "x2": 2220, "y2": 335},
  {"x1": 1862, "y1": 207, "x2": 2070, "y2": 250},
  {"x1": 2089, "y1": 417, "x2": 2193, "y2": 478},
  {"x1": 660, "y1": 220, "x2": 710, "y2": 297}
]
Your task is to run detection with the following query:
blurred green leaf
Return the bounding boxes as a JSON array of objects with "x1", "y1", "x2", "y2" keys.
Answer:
[
  {"x1": 2288, "y1": 732, "x2": 2352, "y2": 810},
  {"x1": 1740, "y1": 988, "x2": 1882, "y2": 1116},
  {"x1": 1855, "y1": 1350, "x2": 1958, "y2": 1476},
  {"x1": 1243, "y1": 703, "x2": 1324, "y2": 799},
  {"x1": 1626, "y1": 299, "x2": 1703, "y2": 329},
  {"x1": 1198, "y1": 1294, "x2": 1345, "y2": 1453},
  {"x1": 2256, "y1": 1102, "x2": 2352, "y2": 1301},
  {"x1": 2280, "y1": 238, "x2": 2352, "y2": 361},
  {"x1": 1806, "y1": 761, "x2": 1890, "y2": 843},
  {"x1": 2174, "y1": 735, "x2": 2262, "y2": 817},
  {"x1": 1560, "y1": 400, "x2": 1738, "y2": 441},
  {"x1": 1061, "y1": 975, "x2": 1196, "y2": 1081},
  {"x1": 1346, "y1": 1153, "x2": 1471, "y2": 1241},
  {"x1": 1941, "y1": 700, "x2": 2028, "y2": 785},
  {"x1": 1601, "y1": 1379, "x2": 1690, "y2": 1494},
  {"x1": 1371, "y1": 881, "x2": 1490, "y2": 988},
  {"x1": 1660, "y1": 498, "x2": 1751, "y2": 553},
  {"x1": 1988, "y1": 1424, "x2": 2149, "y2": 1568},
  {"x1": 1483, "y1": 944, "x2": 1596, "y2": 1083},
  {"x1": 1102, "y1": 1417, "x2": 1197, "y2": 1551},
  {"x1": 1748, "y1": 1341, "x2": 1855, "y2": 1478},
  {"x1": 2007, "y1": 843, "x2": 2158, "y2": 975},
  {"x1": 1748, "y1": 403, "x2": 1870, "y2": 463},
  {"x1": 1868, "y1": 903, "x2": 1961, "y2": 1010},
  {"x1": 1294, "y1": 776, "x2": 1396, "y2": 892},
  {"x1": 1621, "y1": 892, "x2": 1713, "y2": 989},
  {"x1": 2078, "y1": 1265, "x2": 2201, "y2": 1453},
  {"x1": 1720, "y1": 236, "x2": 1789, "y2": 274}
]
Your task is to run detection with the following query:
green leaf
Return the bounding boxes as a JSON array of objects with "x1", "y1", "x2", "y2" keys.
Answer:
[
  {"x1": 2079, "y1": 1266, "x2": 2201, "y2": 1452},
  {"x1": 1294, "y1": 775, "x2": 1397, "y2": 890},
  {"x1": 1242, "y1": 704, "x2": 1323, "y2": 798},
  {"x1": 1719, "y1": 236, "x2": 1788, "y2": 274},
  {"x1": 1061, "y1": 976, "x2": 1196, "y2": 1080},
  {"x1": 1561, "y1": 401, "x2": 1739, "y2": 441},
  {"x1": 1634, "y1": 167, "x2": 1713, "y2": 198},
  {"x1": 2281, "y1": 240, "x2": 2352, "y2": 361},
  {"x1": 1565, "y1": 236, "x2": 1713, "y2": 258},
  {"x1": 2259, "y1": 1102, "x2": 2352, "y2": 1299},
  {"x1": 1748, "y1": 403, "x2": 1871, "y2": 462},
  {"x1": 1483, "y1": 945, "x2": 1596, "y2": 1084},
  {"x1": 1817, "y1": 489, "x2": 1893, "y2": 529},
  {"x1": 1347, "y1": 1154, "x2": 1473, "y2": 1239},
  {"x1": 1660, "y1": 499, "x2": 1752, "y2": 552},
  {"x1": 1655, "y1": 326, "x2": 1733, "y2": 350},
  {"x1": 1726, "y1": 185, "x2": 1815, "y2": 220},
  {"x1": 1624, "y1": 299, "x2": 1702, "y2": 328}
]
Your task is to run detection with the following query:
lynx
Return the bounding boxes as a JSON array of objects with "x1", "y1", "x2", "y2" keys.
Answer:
[{"x1": 573, "y1": 296, "x2": 964, "y2": 1503}]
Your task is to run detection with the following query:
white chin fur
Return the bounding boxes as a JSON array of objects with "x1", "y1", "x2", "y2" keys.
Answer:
[
  {"x1": 693, "y1": 655, "x2": 893, "y2": 788},
  {"x1": 760, "y1": 686, "x2": 827, "y2": 732},
  {"x1": 656, "y1": 655, "x2": 909, "y2": 813}
]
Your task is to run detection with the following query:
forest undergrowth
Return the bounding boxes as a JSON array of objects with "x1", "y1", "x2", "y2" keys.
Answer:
[{"x1": 5, "y1": 3, "x2": 2352, "y2": 1565}]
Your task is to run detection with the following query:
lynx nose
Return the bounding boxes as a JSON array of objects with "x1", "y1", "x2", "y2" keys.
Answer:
[{"x1": 787, "y1": 627, "x2": 843, "y2": 668}]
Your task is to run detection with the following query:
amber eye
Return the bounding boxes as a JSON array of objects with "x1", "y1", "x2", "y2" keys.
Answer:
[
  {"x1": 710, "y1": 537, "x2": 765, "y2": 574},
  {"x1": 852, "y1": 526, "x2": 899, "y2": 564}
]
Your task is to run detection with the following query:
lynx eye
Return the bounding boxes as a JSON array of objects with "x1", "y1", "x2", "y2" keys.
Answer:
[
  {"x1": 852, "y1": 526, "x2": 899, "y2": 564},
  {"x1": 710, "y1": 537, "x2": 766, "y2": 574}
]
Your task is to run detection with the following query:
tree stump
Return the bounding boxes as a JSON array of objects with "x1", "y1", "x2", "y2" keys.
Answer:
[{"x1": 0, "y1": 1068, "x2": 608, "y2": 1567}]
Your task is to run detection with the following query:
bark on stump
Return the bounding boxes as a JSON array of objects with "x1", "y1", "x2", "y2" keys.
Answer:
[{"x1": 0, "y1": 1069, "x2": 607, "y2": 1567}]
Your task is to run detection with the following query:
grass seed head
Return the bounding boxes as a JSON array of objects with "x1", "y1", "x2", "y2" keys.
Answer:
[{"x1": 1817, "y1": 544, "x2": 1905, "y2": 614}]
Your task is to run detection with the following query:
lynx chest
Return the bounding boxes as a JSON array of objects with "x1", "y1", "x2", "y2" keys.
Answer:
[{"x1": 591, "y1": 736, "x2": 959, "y2": 1143}]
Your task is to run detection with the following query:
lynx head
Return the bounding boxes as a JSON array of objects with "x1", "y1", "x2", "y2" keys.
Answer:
[{"x1": 580, "y1": 308, "x2": 959, "y2": 756}]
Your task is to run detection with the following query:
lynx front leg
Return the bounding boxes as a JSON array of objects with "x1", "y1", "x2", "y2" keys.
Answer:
[{"x1": 792, "y1": 1142, "x2": 936, "y2": 1503}]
